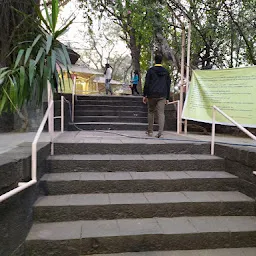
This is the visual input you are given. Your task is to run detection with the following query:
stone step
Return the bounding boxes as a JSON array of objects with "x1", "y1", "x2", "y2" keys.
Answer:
[
  {"x1": 76, "y1": 95, "x2": 143, "y2": 102},
  {"x1": 54, "y1": 143, "x2": 211, "y2": 155},
  {"x1": 74, "y1": 116, "x2": 148, "y2": 123},
  {"x1": 40, "y1": 171, "x2": 238, "y2": 195},
  {"x1": 75, "y1": 110, "x2": 148, "y2": 117},
  {"x1": 76, "y1": 100, "x2": 144, "y2": 106},
  {"x1": 68, "y1": 122, "x2": 157, "y2": 131},
  {"x1": 87, "y1": 248, "x2": 256, "y2": 256},
  {"x1": 25, "y1": 216, "x2": 256, "y2": 255},
  {"x1": 33, "y1": 191, "x2": 255, "y2": 223},
  {"x1": 47, "y1": 154, "x2": 224, "y2": 173},
  {"x1": 74, "y1": 105, "x2": 147, "y2": 111}
]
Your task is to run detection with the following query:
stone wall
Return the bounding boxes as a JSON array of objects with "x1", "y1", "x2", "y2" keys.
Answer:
[
  {"x1": 0, "y1": 112, "x2": 14, "y2": 132},
  {"x1": 215, "y1": 144, "x2": 256, "y2": 199},
  {"x1": 0, "y1": 143, "x2": 50, "y2": 256}
]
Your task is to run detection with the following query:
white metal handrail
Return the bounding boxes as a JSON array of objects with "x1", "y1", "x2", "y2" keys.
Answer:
[
  {"x1": 168, "y1": 100, "x2": 180, "y2": 134},
  {"x1": 0, "y1": 92, "x2": 65, "y2": 203},
  {"x1": 54, "y1": 96, "x2": 65, "y2": 133},
  {"x1": 0, "y1": 100, "x2": 55, "y2": 203},
  {"x1": 211, "y1": 105, "x2": 256, "y2": 156}
]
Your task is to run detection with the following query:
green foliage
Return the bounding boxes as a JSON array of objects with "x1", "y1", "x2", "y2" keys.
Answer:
[
  {"x1": 79, "y1": 0, "x2": 256, "y2": 91},
  {"x1": 0, "y1": 0, "x2": 74, "y2": 114},
  {"x1": 166, "y1": 0, "x2": 256, "y2": 69},
  {"x1": 79, "y1": 0, "x2": 170, "y2": 72}
]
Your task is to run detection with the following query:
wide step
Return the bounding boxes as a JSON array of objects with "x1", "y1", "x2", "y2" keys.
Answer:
[
  {"x1": 76, "y1": 95, "x2": 143, "y2": 101},
  {"x1": 41, "y1": 171, "x2": 238, "y2": 194},
  {"x1": 34, "y1": 191, "x2": 254, "y2": 222},
  {"x1": 74, "y1": 116, "x2": 148, "y2": 123},
  {"x1": 53, "y1": 143, "x2": 211, "y2": 155},
  {"x1": 47, "y1": 154, "x2": 224, "y2": 172},
  {"x1": 89, "y1": 248, "x2": 256, "y2": 256},
  {"x1": 76, "y1": 100, "x2": 144, "y2": 106},
  {"x1": 69, "y1": 122, "x2": 155, "y2": 131},
  {"x1": 74, "y1": 105, "x2": 147, "y2": 111},
  {"x1": 75, "y1": 110, "x2": 147, "y2": 117},
  {"x1": 25, "y1": 216, "x2": 256, "y2": 255}
]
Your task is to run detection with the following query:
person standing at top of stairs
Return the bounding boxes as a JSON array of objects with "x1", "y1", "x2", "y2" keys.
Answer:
[
  {"x1": 104, "y1": 63, "x2": 113, "y2": 95},
  {"x1": 143, "y1": 54, "x2": 171, "y2": 138},
  {"x1": 131, "y1": 70, "x2": 140, "y2": 95}
]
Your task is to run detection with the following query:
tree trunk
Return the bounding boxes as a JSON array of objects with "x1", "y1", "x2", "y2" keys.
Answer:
[{"x1": 156, "y1": 32, "x2": 180, "y2": 70}]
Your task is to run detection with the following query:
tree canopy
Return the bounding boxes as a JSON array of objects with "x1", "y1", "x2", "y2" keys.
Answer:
[{"x1": 78, "y1": 0, "x2": 256, "y2": 87}]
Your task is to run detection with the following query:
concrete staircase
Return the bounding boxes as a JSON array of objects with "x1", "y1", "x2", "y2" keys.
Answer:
[
  {"x1": 25, "y1": 139, "x2": 256, "y2": 255},
  {"x1": 71, "y1": 95, "x2": 160, "y2": 131}
]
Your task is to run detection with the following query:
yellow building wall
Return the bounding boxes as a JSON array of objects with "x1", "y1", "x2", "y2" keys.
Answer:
[{"x1": 59, "y1": 73, "x2": 99, "y2": 95}]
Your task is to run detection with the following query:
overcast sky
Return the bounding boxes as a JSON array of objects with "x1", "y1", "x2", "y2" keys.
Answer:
[{"x1": 58, "y1": 0, "x2": 128, "y2": 62}]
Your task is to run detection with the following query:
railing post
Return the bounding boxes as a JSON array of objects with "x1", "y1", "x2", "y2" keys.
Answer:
[
  {"x1": 72, "y1": 75, "x2": 76, "y2": 122},
  {"x1": 177, "y1": 100, "x2": 180, "y2": 134},
  {"x1": 211, "y1": 106, "x2": 216, "y2": 155},
  {"x1": 61, "y1": 96, "x2": 64, "y2": 133},
  {"x1": 47, "y1": 82, "x2": 53, "y2": 133},
  {"x1": 47, "y1": 82, "x2": 54, "y2": 155},
  {"x1": 179, "y1": 26, "x2": 186, "y2": 133},
  {"x1": 31, "y1": 142, "x2": 37, "y2": 181},
  {"x1": 184, "y1": 22, "x2": 191, "y2": 136},
  {"x1": 184, "y1": 119, "x2": 188, "y2": 134}
]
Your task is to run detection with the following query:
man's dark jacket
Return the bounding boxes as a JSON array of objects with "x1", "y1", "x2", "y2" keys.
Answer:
[{"x1": 143, "y1": 65, "x2": 171, "y2": 100}]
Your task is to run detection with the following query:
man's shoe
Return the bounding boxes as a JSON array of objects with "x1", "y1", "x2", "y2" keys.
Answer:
[
  {"x1": 146, "y1": 131, "x2": 153, "y2": 137},
  {"x1": 155, "y1": 133, "x2": 163, "y2": 138}
]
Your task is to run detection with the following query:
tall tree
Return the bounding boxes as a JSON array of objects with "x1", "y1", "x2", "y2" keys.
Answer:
[
  {"x1": 78, "y1": 0, "x2": 173, "y2": 90},
  {"x1": 164, "y1": 0, "x2": 256, "y2": 69}
]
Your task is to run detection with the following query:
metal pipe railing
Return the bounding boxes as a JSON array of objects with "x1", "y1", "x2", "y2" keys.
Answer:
[
  {"x1": 0, "y1": 88, "x2": 66, "y2": 203},
  {"x1": 211, "y1": 105, "x2": 256, "y2": 155},
  {"x1": 32, "y1": 100, "x2": 54, "y2": 178},
  {"x1": 53, "y1": 96, "x2": 64, "y2": 133},
  {"x1": 168, "y1": 100, "x2": 180, "y2": 134},
  {"x1": 0, "y1": 100, "x2": 54, "y2": 203},
  {"x1": 0, "y1": 180, "x2": 37, "y2": 203}
]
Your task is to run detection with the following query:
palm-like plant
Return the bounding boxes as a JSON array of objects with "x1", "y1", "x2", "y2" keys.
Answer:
[{"x1": 0, "y1": 0, "x2": 74, "y2": 117}]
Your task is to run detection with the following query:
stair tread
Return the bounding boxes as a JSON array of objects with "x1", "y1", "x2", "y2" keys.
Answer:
[
  {"x1": 88, "y1": 248, "x2": 256, "y2": 256},
  {"x1": 74, "y1": 122, "x2": 150, "y2": 125},
  {"x1": 75, "y1": 116, "x2": 148, "y2": 119},
  {"x1": 26, "y1": 216, "x2": 256, "y2": 241},
  {"x1": 75, "y1": 110, "x2": 147, "y2": 113},
  {"x1": 48, "y1": 154, "x2": 222, "y2": 161},
  {"x1": 41, "y1": 171, "x2": 237, "y2": 182},
  {"x1": 75, "y1": 105, "x2": 146, "y2": 108},
  {"x1": 34, "y1": 191, "x2": 253, "y2": 207}
]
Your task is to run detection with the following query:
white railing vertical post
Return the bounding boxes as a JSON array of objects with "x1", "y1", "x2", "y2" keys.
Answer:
[
  {"x1": 47, "y1": 82, "x2": 54, "y2": 155},
  {"x1": 31, "y1": 142, "x2": 37, "y2": 181},
  {"x1": 50, "y1": 106, "x2": 54, "y2": 155},
  {"x1": 61, "y1": 96, "x2": 64, "y2": 133},
  {"x1": 179, "y1": 26, "x2": 186, "y2": 133},
  {"x1": 184, "y1": 22, "x2": 191, "y2": 135},
  {"x1": 72, "y1": 76, "x2": 76, "y2": 122},
  {"x1": 177, "y1": 100, "x2": 180, "y2": 134},
  {"x1": 184, "y1": 119, "x2": 188, "y2": 134},
  {"x1": 211, "y1": 107, "x2": 216, "y2": 155},
  {"x1": 47, "y1": 82, "x2": 53, "y2": 133}
]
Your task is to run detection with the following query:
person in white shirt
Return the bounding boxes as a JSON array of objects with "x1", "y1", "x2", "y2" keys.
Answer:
[{"x1": 104, "y1": 63, "x2": 113, "y2": 95}]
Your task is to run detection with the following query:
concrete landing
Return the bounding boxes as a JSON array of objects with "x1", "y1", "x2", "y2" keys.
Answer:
[
  {"x1": 89, "y1": 248, "x2": 256, "y2": 256},
  {"x1": 1, "y1": 131, "x2": 255, "y2": 155}
]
